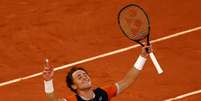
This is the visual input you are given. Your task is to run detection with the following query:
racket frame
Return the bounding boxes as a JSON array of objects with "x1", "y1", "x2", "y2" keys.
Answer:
[{"x1": 117, "y1": 4, "x2": 163, "y2": 74}]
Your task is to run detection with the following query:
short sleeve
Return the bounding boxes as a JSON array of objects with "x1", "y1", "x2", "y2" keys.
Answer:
[
  {"x1": 101, "y1": 83, "x2": 119, "y2": 100},
  {"x1": 66, "y1": 95, "x2": 77, "y2": 101}
]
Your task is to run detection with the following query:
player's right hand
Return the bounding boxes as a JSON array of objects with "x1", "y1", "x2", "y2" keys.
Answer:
[{"x1": 43, "y1": 59, "x2": 54, "y2": 81}]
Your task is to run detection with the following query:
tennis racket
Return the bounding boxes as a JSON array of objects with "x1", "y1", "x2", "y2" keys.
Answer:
[{"x1": 117, "y1": 4, "x2": 163, "y2": 74}]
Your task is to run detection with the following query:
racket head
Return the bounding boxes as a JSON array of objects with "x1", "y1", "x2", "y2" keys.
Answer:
[{"x1": 118, "y1": 4, "x2": 151, "y2": 44}]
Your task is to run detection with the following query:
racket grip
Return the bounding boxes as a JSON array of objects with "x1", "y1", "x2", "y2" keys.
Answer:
[{"x1": 149, "y1": 52, "x2": 163, "y2": 74}]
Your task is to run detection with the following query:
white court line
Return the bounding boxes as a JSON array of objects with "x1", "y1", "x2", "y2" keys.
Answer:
[
  {"x1": 164, "y1": 89, "x2": 201, "y2": 101},
  {"x1": 0, "y1": 26, "x2": 201, "y2": 87}
]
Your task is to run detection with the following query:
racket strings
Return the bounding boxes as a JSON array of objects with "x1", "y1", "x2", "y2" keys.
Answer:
[{"x1": 119, "y1": 6, "x2": 149, "y2": 41}]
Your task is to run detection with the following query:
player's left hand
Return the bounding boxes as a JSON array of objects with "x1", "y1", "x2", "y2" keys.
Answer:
[{"x1": 141, "y1": 45, "x2": 152, "y2": 57}]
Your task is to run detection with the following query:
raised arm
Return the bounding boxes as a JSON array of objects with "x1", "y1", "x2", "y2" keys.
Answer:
[
  {"x1": 116, "y1": 46, "x2": 151, "y2": 94},
  {"x1": 43, "y1": 59, "x2": 66, "y2": 101}
]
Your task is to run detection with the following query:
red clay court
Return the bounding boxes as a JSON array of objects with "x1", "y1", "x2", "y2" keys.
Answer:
[{"x1": 0, "y1": 0, "x2": 201, "y2": 101}]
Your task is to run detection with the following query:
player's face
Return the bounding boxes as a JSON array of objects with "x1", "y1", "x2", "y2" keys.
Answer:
[{"x1": 72, "y1": 70, "x2": 92, "y2": 91}]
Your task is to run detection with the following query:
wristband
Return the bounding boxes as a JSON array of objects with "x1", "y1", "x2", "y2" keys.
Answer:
[
  {"x1": 44, "y1": 79, "x2": 54, "y2": 93},
  {"x1": 134, "y1": 55, "x2": 147, "y2": 70}
]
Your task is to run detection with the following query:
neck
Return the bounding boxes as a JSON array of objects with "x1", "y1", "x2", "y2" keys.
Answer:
[{"x1": 77, "y1": 88, "x2": 95, "y2": 100}]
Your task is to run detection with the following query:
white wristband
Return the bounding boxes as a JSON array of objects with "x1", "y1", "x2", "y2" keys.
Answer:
[
  {"x1": 134, "y1": 55, "x2": 147, "y2": 70},
  {"x1": 44, "y1": 79, "x2": 54, "y2": 93}
]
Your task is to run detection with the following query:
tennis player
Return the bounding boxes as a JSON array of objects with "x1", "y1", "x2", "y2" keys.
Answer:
[{"x1": 43, "y1": 46, "x2": 151, "y2": 101}]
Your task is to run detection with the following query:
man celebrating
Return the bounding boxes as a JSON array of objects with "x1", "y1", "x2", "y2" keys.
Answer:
[{"x1": 43, "y1": 46, "x2": 151, "y2": 101}]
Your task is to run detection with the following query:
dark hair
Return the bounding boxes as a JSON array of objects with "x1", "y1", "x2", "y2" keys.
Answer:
[{"x1": 66, "y1": 66, "x2": 88, "y2": 93}]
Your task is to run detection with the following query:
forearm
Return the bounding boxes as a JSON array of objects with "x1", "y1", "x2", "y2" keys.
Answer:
[
  {"x1": 117, "y1": 67, "x2": 140, "y2": 92},
  {"x1": 43, "y1": 59, "x2": 64, "y2": 101},
  {"x1": 46, "y1": 92, "x2": 58, "y2": 101},
  {"x1": 117, "y1": 55, "x2": 147, "y2": 93},
  {"x1": 44, "y1": 80, "x2": 62, "y2": 101}
]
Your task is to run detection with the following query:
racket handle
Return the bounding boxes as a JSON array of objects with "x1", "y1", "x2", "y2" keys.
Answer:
[{"x1": 149, "y1": 52, "x2": 163, "y2": 74}]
